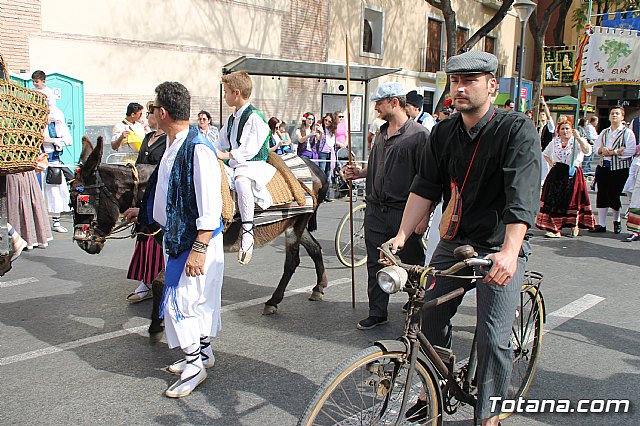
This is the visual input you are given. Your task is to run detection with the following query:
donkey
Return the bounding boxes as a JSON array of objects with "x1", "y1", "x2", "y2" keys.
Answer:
[{"x1": 71, "y1": 136, "x2": 329, "y2": 334}]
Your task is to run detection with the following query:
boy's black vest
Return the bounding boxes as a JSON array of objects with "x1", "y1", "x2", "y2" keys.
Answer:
[{"x1": 225, "y1": 104, "x2": 270, "y2": 163}]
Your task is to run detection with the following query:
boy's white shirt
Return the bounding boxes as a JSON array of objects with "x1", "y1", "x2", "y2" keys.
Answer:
[{"x1": 216, "y1": 102, "x2": 270, "y2": 165}]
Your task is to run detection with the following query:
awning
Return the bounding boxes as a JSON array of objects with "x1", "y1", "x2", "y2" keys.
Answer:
[
  {"x1": 222, "y1": 56, "x2": 400, "y2": 82},
  {"x1": 547, "y1": 95, "x2": 595, "y2": 113},
  {"x1": 493, "y1": 93, "x2": 510, "y2": 106}
]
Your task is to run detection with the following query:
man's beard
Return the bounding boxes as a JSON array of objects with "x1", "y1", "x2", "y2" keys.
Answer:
[
  {"x1": 381, "y1": 111, "x2": 394, "y2": 122},
  {"x1": 454, "y1": 101, "x2": 480, "y2": 113}
]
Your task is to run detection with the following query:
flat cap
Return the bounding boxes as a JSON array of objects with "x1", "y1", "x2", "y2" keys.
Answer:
[
  {"x1": 406, "y1": 90, "x2": 424, "y2": 108},
  {"x1": 371, "y1": 82, "x2": 405, "y2": 102},
  {"x1": 445, "y1": 51, "x2": 498, "y2": 75}
]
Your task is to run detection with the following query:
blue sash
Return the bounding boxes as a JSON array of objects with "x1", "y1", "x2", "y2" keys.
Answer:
[{"x1": 159, "y1": 217, "x2": 224, "y2": 321}]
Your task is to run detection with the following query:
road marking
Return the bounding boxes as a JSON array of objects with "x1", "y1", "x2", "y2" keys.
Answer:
[
  {"x1": 544, "y1": 293, "x2": 605, "y2": 334},
  {"x1": 0, "y1": 277, "x2": 351, "y2": 366},
  {"x1": 0, "y1": 277, "x2": 39, "y2": 288},
  {"x1": 454, "y1": 293, "x2": 605, "y2": 371}
]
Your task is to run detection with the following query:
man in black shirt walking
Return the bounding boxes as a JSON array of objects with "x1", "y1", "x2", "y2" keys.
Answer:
[
  {"x1": 385, "y1": 51, "x2": 540, "y2": 425},
  {"x1": 344, "y1": 82, "x2": 430, "y2": 330}
]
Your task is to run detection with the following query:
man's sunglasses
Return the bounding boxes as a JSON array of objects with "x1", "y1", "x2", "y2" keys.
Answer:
[{"x1": 148, "y1": 104, "x2": 161, "y2": 113}]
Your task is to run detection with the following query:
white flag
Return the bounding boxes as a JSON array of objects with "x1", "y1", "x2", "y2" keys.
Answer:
[{"x1": 580, "y1": 26, "x2": 640, "y2": 88}]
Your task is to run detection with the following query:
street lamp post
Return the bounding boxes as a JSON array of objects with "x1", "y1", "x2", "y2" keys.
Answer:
[{"x1": 513, "y1": 0, "x2": 537, "y2": 112}]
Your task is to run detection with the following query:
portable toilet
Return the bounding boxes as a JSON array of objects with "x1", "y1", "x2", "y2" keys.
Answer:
[{"x1": 26, "y1": 73, "x2": 85, "y2": 170}]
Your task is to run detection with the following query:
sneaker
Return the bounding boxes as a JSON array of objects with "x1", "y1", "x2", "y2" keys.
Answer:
[
  {"x1": 624, "y1": 233, "x2": 639, "y2": 242},
  {"x1": 544, "y1": 231, "x2": 561, "y2": 239},
  {"x1": 589, "y1": 225, "x2": 606, "y2": 233},
  {"x1": 52, "y1": 222, "x2": 68, "y2": 233},
  {"x1": 357, "y1": 316, "x2": 388, "y2": 330}
]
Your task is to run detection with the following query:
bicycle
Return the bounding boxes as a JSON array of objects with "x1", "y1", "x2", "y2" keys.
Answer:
[
  {"x1": 334, "y1": 202, "x2": 432, "y2": 268},
  {"x1": 299, "y1": 244, "x2": 545, "y2": 425},
  {"x1": 334, "y1": 202, "x2": 367, "y2": 268}
]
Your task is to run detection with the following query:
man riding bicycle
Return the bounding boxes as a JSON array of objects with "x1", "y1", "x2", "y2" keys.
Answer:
[{"x1": 384, "y1": 51, "x2": 541, "y2": 425}]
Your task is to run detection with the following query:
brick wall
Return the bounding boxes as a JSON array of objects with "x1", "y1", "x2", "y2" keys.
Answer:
[
  {"x1": 0, "y1": 0, "x2": 41, "y2": 71},
  {"x1": 2, "y1": 0, "x2": 330, "y2": 129}
]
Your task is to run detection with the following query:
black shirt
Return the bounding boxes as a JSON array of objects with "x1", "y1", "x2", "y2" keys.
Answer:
[
  {"x1": 366, "y1": 119, "x2": 430, "y2": 210},
  {"x1": 136, "y1": 132, "x2": 167, "y2": 166},
  {"x1": 410, "y1": 106, "x2": 541, "y2": 247}
]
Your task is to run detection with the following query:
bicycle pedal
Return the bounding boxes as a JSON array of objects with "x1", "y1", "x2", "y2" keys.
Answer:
[{"x1": 433, "y1": 345, "x2": 456, "y2": 372}]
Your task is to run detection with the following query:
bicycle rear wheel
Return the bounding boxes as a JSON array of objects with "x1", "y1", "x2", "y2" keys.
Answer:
[
  {"x1": 500, "y1": 285, "x2": 544, "y2": 420},
  {"x1": 334, "y1": 203, "x2": 367, "y2": 268},
  {"x1": 299, "y1": 346, "x2": 440, "y2": 425}
]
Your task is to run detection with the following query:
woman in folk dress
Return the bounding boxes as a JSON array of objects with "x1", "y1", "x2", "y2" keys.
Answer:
[{"x1": 536, "y1": 118, "x2": 596, "y2": 238}]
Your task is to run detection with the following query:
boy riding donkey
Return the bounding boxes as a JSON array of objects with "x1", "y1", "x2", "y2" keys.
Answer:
[{"x1": 215, "y1": 71, "x2": 276, "y2": 264}]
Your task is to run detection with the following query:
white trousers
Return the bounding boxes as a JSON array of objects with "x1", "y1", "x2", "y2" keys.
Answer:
[{"x1": 163, "y1": 232, "x2": 224, "y2": 350}]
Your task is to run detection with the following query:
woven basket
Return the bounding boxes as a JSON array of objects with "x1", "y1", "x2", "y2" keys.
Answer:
[{"x1": 0, "y1": 54, "x2": 49, "y2": 175}]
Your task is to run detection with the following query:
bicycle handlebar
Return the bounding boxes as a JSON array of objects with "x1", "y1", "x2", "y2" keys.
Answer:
[{"x1": 379, "y1": 243, "x2": 493, "y2": 278}]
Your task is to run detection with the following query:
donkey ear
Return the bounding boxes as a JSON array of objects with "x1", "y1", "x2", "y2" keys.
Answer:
[
  {"x1": 79, "y1": 136, "x2": 95, "y2": 165},
  {"x1": 81, "y1": 136, "x2": 103, "y2": 179}
]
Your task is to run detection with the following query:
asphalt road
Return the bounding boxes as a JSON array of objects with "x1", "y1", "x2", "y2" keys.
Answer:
[{"x1": 0, "y1": 194, "x2": 638, "y2": 425}]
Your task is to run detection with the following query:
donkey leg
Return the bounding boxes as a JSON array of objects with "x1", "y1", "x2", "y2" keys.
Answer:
[
  {"x1": 149, "y1": 269, "x2": 165, "y2": 340},
  {"x1": 300, "y1": 228, "x2": 327, "y2": 301},
  {"x1": 263, "y1": 227, "x2": 301, "y2": 315}
]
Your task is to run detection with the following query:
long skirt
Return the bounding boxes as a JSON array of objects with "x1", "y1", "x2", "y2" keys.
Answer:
[
  {"x1": 126, "y1": 235, "x2": 164, "y2": 284},
  {"x1": 595, "y1": 165, "x2": 629, "y2": 210},
  {"x1": 536, "y1": 166, "x2": 596, "y2": 233},
  {"x1": 7, "y1": 172, "x2": 53, "y2": 249},
  {"x1": 42, "y1": 163, "x2": 71, "y2": 214}
]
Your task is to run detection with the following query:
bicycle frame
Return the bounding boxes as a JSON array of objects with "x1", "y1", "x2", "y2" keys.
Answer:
[{"x1": 375, "y1": 253, "x2": 544, "y2": 423}]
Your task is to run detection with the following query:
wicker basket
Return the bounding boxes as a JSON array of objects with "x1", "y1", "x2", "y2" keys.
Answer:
[{"x1": 0, "y1": 54, "x2": 49, "y2": 175}]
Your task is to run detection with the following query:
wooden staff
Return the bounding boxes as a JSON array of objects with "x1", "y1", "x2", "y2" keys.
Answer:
[{"x1": 345, "y1": 35, "x2": 355, "y2": 309}]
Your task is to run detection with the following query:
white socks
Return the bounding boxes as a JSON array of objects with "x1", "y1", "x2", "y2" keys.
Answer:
[
  {"x1": 134, "y1": 281, "x2": 150, "y2": 297},
  {"x1": 613, "y1": 209, "x2": 621, "y2": 222},
  {"x1": 597, "y1": 208, "x2": 608, "y2": 227},
  {"x1": 181, "y1": 342, "x2": 203, "y2": 379},
  {"x1": 236, "y1": 177, "x2": 255, "y2": 253}
]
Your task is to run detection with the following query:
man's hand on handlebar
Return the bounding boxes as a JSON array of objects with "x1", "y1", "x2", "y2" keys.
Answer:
[
  {"x1": 380, "y1": 236, "x2": 406, "y2": 265},
  {"x1": 483, "y1": 250, "x2": 518, "y2": 286}
]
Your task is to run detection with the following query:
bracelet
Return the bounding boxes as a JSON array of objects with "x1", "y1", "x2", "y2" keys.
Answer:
[{"x1": 192, "y1": 241, "x2": 208, "y2": 253}]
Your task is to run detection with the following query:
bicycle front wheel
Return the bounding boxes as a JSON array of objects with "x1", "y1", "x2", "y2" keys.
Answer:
[
  {"x1": 334, "y1": 203, "x2": 367, "y2": 268},
  {"x1": 299, "y1": 346, "x2": 440, "y2": 425},
  {"x1": 500, "y1": 285, "x2": 544, "y2": 420}
]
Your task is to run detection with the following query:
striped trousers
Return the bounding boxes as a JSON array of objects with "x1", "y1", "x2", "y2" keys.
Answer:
[{"x1": 421, "y1": 238, "x2": 529, "y2": 419}]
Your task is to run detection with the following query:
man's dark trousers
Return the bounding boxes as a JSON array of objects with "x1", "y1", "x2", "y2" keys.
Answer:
[
  {"x1": 364, "y1": 202, "x2": 425, "y2": 318},
  {"x1": 422, "y1": 238, "x2": 530, "y2": 419}
]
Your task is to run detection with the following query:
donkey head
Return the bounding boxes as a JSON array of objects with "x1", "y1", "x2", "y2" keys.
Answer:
[{"x1": 69, "y1": 136, "x2": 120, "y2": 254}]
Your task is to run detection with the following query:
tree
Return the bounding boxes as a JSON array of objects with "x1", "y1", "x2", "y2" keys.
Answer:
[
  {"x1": 425, "y1": 0, "x2": 516, "y2": 111},
  {"x1": 553, "y1": 0, "x2": 573, "y2": 45},
  {"x1": 528, "y1": 0, "x2": 571, "y2": 116}
]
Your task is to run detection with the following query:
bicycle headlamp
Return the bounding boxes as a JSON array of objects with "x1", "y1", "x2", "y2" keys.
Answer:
[{"x1": 376, "y1": 266, "x2": 408, "y2": 294}]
